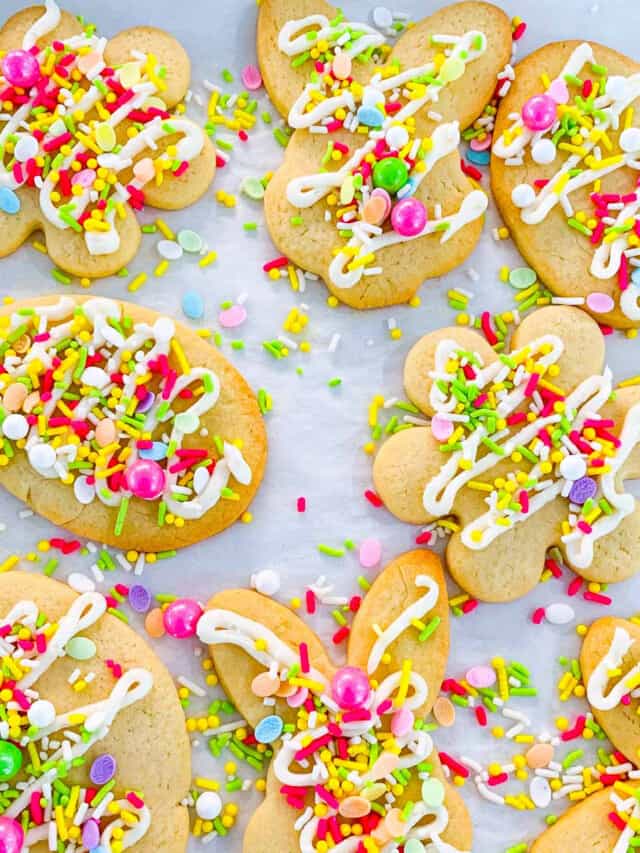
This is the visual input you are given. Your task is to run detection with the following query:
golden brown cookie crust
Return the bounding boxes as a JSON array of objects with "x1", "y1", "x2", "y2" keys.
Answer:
[
  {"x1": 0, "y1": 571, "x2": 190, "y2": 853},
  {"x1": 491, "y1": 40, "x2": 640, "y2": 329},
  {"x1": 0, "y1": 295, "x2": 268, "y2": 550}
]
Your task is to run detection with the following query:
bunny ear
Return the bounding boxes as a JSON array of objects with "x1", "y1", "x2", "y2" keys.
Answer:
[
  {"x1": 243, "y1": 761, "x2": 302, "y2": 853},
  {"x1": 257, "y1": 0, "x2": 379, "y2": 121},
  {"x1": 0, "y1": 188, "x2": 42, "y2": 259},
  {"x1": 104, "y1": 26, "x2": 190, "y2": 108},
  {"x1": 348, "y1": 549, "x2": 449, "y2": 717},
  {"x1": 511, "y1": 306, "x2": 605, "y2": 391},
  {"x1": 118, "y1": 128, "x2": 216, "y2": 210},
  {"x1": 40, "y1": 207, "x2": 142, "y2": 278},
  {"x1": 202, "y1": 588, "x2": 335, "y2": 730},
  {"x1": 373, "y1": 427, "x2": 440, "y2": 525},
  {"x1": 530, "y1": 784, "x2": 635, "y2": 851},
  {"x1": 388, "y1": 0, "x2": 513, "y2": 133},
  {"x1": 580, "y1": 617, "x2": 640, "y2": 762},
  {"x1": 0, "y1": 6, "x2": 82, "y2": 52},
  {"x1": 404, "y1": 326, "x2": 498, "y2": 416}
]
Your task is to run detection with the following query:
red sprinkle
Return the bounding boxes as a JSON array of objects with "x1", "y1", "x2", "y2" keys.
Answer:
[
  {"x1": 583, "y1": 590, "x2": 612, "y2": 606},
  {"x1": 415, "y1": 531, "x2": 432, "y2": 545},
  {"x1": 567, "y1": 577, "x2": 584, "y2": 597},
  {"x1": 512, "y1": 20, "x2": 527, "y2": 40},
  {"x1": 439, "y1": 752, "x2": 469, "y2": 779},
  {"x1": 480, "y1": 311, "x2": 498, "y2": 346},
  {"x1": 305, "y1": 590, "x2": 316, "y2": 615},
  {"x1": 532, "y1": 607, "x2": 545, "y2": 624},
  {"x1": 475, "y1": 706, "x2": 487, "y2": 726},
  {"x1": 332, "y1": 626, "x2": 350, "y2": 644},
  {"x1": 364, "y1": 489, "x2": 383, "y2": 508},
  {"x1": 297, "y1": 497, "x2": 306, "y2": 513}
]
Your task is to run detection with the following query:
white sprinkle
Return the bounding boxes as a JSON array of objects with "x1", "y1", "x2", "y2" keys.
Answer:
[
  {"x1": 177, "y1": 676, "x2": 207, "y2": 697},
  {"x1": 328, "y1": 333, "x2": 341, "y2": 353},
  {"x1": 67, "y1": 573, "x2": 96, "y2": 594}
]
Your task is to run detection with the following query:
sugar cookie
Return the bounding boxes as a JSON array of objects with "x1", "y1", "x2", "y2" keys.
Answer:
[
  {"x1": 197, "y1": 549, "x2": 473, "y2": 852},
  {"x1": 373, "y1": 306, "x2": 640, "y2": 601},
  {"x1": 0, "y1": 1, "x2": 215, "y2": 278},
  {"x1": 259, "y1": 0, "x2": 512, "y2": 308},
  {"x1": 0, "y1": 295, "x2": 267, "y2": 549}
]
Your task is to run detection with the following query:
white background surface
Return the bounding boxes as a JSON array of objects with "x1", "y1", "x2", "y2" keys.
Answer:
[{"x1": 2, "y1": 0, "x2": 640, "y2": 850}]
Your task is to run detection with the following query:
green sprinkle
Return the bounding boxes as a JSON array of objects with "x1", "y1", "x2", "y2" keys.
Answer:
[
  {"x1": 317, "y1": 544, "x2": 345, "y2": 557},
  {"x1": 52, "y1": 269, "x2": 72, "y2": 285},
  {"x1": 357, "y1": 575, "x2": 371, "y2": 591},
  {"x1": 221, "y1": 69, "x2": 234, "y2": 83},
  {"x1": 418, "y1": 615, "x2": 441, "y2": 643},
  {"x1": 562, "y1": 748, "x2": 583, "y2": 769},
  {"x1": 273, "y1": 127, "x2": 291, "y2": 148},
  {"x1": 141, "y1": 224, "x2": 157, "y2": 234},
  {"x1": 114, "y1": 496, "x2": 129, "y2": 537},
  {"x1": 328, "y1": 377, "x2": 342, "y2": 388},
  {"x1": 568, "y1": 218, "x2": 592, "y2": 237},
  {"x1": 107, "y1": 607, "x2": 128, "y2": 623},
  {"x1": 243, "y1": 222, "x2": 258, "y2": 231},
  {"x1": 43, "y1": 558, "x2": 58, "y2": 577}
]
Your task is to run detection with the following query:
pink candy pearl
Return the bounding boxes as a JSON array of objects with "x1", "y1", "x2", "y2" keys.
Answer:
[
  {"x1": 163, "y1": 598, "x2": 204, "y2": 639},
  {"x1": 521, "y1": 94, "x2": 557, "y2": 132},
  {"x1": 391, "y1": 198, "x2": 427, "y2": 237},
  {"x1": 1, "y1": 50, "x2": 40, "y2": 88},
  {"x1": 331, "y1": 666, "x2": 371, "y2": 710},
  {"x1": 0, "y1": 817, "x2": 24, "y2": 853},
  {"x1": 125, "y1": 459, "x2": 166, "y2": 500}
]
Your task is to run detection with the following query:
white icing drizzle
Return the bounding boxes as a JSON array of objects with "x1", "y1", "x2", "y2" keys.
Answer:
[
  {"x1": 279, "y1": 27, "x2": 488, "y2": 289},
  {"x1": 278, "y1": 15, "x2": 385, "y2": 63},
  {"x1": 2, "y1": 296, "x2": 251, "y2": 521},
  {"x1": 1, "y1": 1, "x2": 205, "y2": 257},
  {"x1": 1, "y1": 592, "x2": 153, "y2": 850},
  {"x1": 492, "y1": 42, "x2": 640, "y2": 320},
  {"x1": 586, "y1": 626, "x2": 640, "y2": 711},
  {"x1": 423, "y1": 336, "x2": 640, "y2": 567},
  {"x1": 22, "y1": 0, "x2": 62, "y2": 50},
  {"x1": 366, "y1": 574, "x2": 439, "y2": 674}
]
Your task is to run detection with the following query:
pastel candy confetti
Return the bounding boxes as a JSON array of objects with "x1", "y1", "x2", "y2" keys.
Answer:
[
  {"x1": 466, "y1": 148, "x2": 491, "y2": 165},
  {"x1": 431, "y1": 413, "x2": 454, "y2": 441},
  {"x1": 90, "y1": 754, "x2": 117, "y2": 785},
  {"x1": 465, "y1": 665, "x2": 497, "y2": 688},
  {"x1": 128, "y1": 585, "x2": 152, "y2": 613},
  {"x1": 182, "y1": 290, "x2": 205, "y2": 319},
  {"x1": 196, "y1": 791, "x2": 222, "y2": 820},
  {"x1": 254, "y1": 714, "x2": 284, "y2": 744},
  {"x1": 218, "y1": 304, "x2": 247, "y2": 328},
  {"x1": 178, "y1": 229, "x2": 203, "y2": 253},
  {"x1": 65, "y1": 637, "x2": 97, "y2": 661},
  {"x1": 545, "y1": 602, "x2": 575, "y2": 625},
  {"x1": 358, "y1": 537, "x2": 382, "y2": 568},
  {"x1": 509, "y1": 267, "x2": 537, "y2": 289},
  {"x1": 158, "y1": 240, "x2": 184, "y2": 261},
  {"x1": 586, "y1": 292, "x2": 615, "y2": 314},
  {"x1": 241, "y1": 64, "x2": 262, "y2": 90},
  {"x1": 0, "y1": 188, "x2": 20, "y2": 215}
]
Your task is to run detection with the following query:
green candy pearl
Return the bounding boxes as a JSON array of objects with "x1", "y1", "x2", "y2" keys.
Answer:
[
  {"x1": 0, "y1": 740, "x2": 22, "y2": 781},
  {"x1": 372, "y1": 157, "x2": 409, "y2": 194}
]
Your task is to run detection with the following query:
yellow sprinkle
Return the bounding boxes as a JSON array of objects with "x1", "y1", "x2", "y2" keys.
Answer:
[
  {"x1": 154, "y1": 260, "x2": 169, "y2": 277},
  {"x1": 155, "y1": 218, "x2": 175, "y2": 240},
  {"x1": 0, "y1": 555, "x2": 19, "y2": 573},
  {"x1": 199, "y1": 251, "x2": 218, "y2": 268},
  {"x1": 289, "y1": 677, "x2": 326, "y2": 693},
  {"x1": 619, "y1": 376, "x2": 640, "y2": 388},
  {"x1": 553, "y1": 173, "x2": 570, "y2": 195},
  {"x1": 128, "y1": 273, "x2": 148, "y2": 293},
  {"x1": 55, "y1": 806, "x2": 68, "y2": 841},
  {"x1": 170, "y1": 338, "x2": 191, "y2": 375},
  {"x1": 395, "y1": 659, "x2": 412, "y2": 707},
  {"x1": 467, "y1": 480, "x2": 493, "y2": 492},
  {"x1": 438, "y1": 519, "x2": 461, "y2": 532}
]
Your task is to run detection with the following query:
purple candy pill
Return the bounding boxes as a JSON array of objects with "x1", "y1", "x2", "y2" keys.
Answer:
[
  {"x1": 82, "y1": 819, "x2": 100, "y2": 850},
  {"x1": 135, "y1": 390, "x2": 155, "y2": 414},
  {"x1": 128, "y1": 584, "x2": 152, "y2": 613},
  {"x1": 90, "y1": 753, "x2": 116, "y2": 785},
  {"x1": 569, "y1": 476, "x2": 597, "y2": 505}
]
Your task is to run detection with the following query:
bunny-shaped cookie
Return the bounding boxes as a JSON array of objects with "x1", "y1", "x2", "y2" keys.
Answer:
[
  {"x1": 492, "y1": 40, "x2": 640, "y2": 329},
  {"x1": 373, "y1": 306, "x2": 640, "y2": 601},
  {"x1": 197, "y1": 550, "x2": 473, "y2": 852},
  {"x1": 257, "y1": 0, "x2": 512, "y2": 308},
  {"x1": 0, "y1": 1, "x2": 215, "y2": 278}
]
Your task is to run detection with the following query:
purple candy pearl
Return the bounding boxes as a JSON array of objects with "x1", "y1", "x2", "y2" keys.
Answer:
[
  {"x1": 128, "y1": 584, "x2": 152, "y2": 613},
  {"x1": 569, "y1": 476, "x2": 597, "y2": 505},
  {"x1": 90, "y1": 753, "x2": 116, "y2": 785},
  {"x1": 82, "y1": 819, "x2": 101, "y2": 850}
]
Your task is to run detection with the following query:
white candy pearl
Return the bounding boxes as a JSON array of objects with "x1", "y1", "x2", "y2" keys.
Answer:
[
  {"x1": 385, "y1": 126, "x2": 409, "y2": 150},
  {"x1": 28, "y1": 699, "x2": 56, "y2": 728},
  {"x1": 14, "y1": 134, "x2": 39, "y2": 163},
  {"x1": 252, "y1": 569, "x2": 281, "y2": 597},
  {"x1": 559, "y1": 455, "x2": 587, "y2": 481},
  {"x1": 28, "y1": 443, "x2": 57, "y2": 470},
  {"x1": 545, "y1": 603, "x2": 575, "y2": 625},
  {"x1": 193, "y1": 467, "x2": 210, "y2": 495},
  {"x1": 2, "y1": 413, "x2": 29, "y2": 440},
  {"x1": 511, "y1": 183, "x2": 536, "y2": 208},
  {"x1": 372, "y1": 6, "x2": 394, "y2": 28},
  {"x1": 531, "y1": 139, "x2": 556, "y2": 165},
  {"x1": 620, "y1": 128, "x2": 640, "y2": 154},
  {"x1": 196, "y1": 791, "x2": 222, "y2": 820}
]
